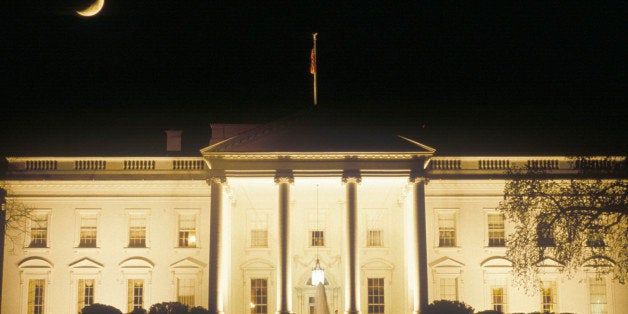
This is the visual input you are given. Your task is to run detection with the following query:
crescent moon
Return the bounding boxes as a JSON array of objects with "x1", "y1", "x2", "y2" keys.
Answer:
[{"x1": 76, "y1": 0, "x2": 105, "y2": 17}]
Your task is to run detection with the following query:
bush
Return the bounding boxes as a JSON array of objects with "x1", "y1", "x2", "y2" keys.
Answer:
[
  {"x1": 131, "y1": 308, "x2": 147, "y2": 314},
  {"x1": 81, "y1": 303, "x2": 122, "y2": 314},
  {"x1": 477, "y1": 311, "x2": 503, "y2": 314},
  {"x1": 421, "y1": 300, "x2": 474, "y2": 314},
  {"x1": 148, "y1": 302, "x2": 189, "y2": 314},
  {"x1": 189, "y1": 307, "x2": 210, "y2": 314}
]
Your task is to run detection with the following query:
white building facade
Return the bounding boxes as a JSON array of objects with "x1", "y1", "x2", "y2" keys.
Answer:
[{"x1": 2, "y1": 115, "x2": 626, "y2": 314}]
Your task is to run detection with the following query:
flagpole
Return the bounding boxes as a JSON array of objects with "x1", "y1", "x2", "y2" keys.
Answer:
[{"x1": 311, "y1": 33, "x2": 318, "y2": 106}]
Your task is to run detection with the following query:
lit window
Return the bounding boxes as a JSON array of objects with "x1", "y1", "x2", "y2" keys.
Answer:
[
  {"x1": 79, "y1": 217, "x2": 98, "y2": 248},
  {"x1": 178, "y1": 215, "x2": 197, "y2": 248},
  {"x1": 367, "y1": 230, "x2": 383, "y2": 247},
  {"x1": 367, "y1": 278, "x2": 385, "y2": 314},
  {"x1": 128, "y1": 279, "x2": 144, "y2": 312},
  {"x1": 439, "y1": 277, "x2": 458, "y2": 301},
  {"x1": 28, "y1": 279, "x2": 45, "y2": 314},
  {"x1": 491, "y1": 286, "x2": 507, "y2": 312},
  {"x1": 487, "y1": 214, "x2": 505, "y2": 247},
  {"x1": 30, "y1": 214, "x2": 48, "y2": 248},
  {"x1": 251, "y1": 278, "x2": 268, "y2": 314},
  {"x1": 250, "y1": 229, "x2": 268, "y2": 248},
  {"x1": 589, "y1": 277, "x2": 607, "y2": 314},
  {"x1": 78, "y1": 279, "x2": 95, "y2": 312},
  {"x1": 177, "y1": 278, "x2": 195, "y2": 307},
  {"x1": 311, "y1": 230, "x2": 324, "y2": 247},
  {"x1": 540, "y1": 281, "x2": 557, "y2": 313},
  {"x1": 438, "y1": 214, "x2": 456, "y2": 247},
  {"x1": 129, "y1": 217, "x2": 147, "y2": 248}
]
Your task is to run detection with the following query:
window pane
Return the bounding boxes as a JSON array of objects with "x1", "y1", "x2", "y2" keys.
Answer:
[
  {"x1": 491, "y1": 286, "x2": 506, "y2": 312},
  {"x1": 80, "y1": 217, "x2": 97, "y2": 247},
  {"x1": 28, "y1": 279, "x2": 45, "y2": 314},
  {"x1": 177, "y1": 278, "x2": 195, "y2": 307},
  {"x1": 487, "y1": 214, "x2": 505, "y2": 247},
  {"x1": 311, "y1": 230, "x2": 324, "y2": 247},
  {"x1": 251, "y1": 279, "x2": 268, "y2": 314},
  {"x1": 439, "y1": 278, "x2": 458, "y2": 301},
  {"x1": 541, "y1": 281, "x2": 557, "y2": 312},
  {"x1": 439, "y1": 214, "x2": 456, "y2": 247},
  {"x1": 367, "y1": 278, "x2": 385, "y2": 314},
  {"x1": 178, "y1": 215, "x2": 197, "y2": 247},
  {"x1": 30, "y1": 214, "x2": 48, "y2": 248},
  {"x1": 129, "y1": 217, "x2": 147, "y2": 247},
  {"x1": 367, "y1": 230, "x2": 383, "y2": 247},
  {"x1": 128, "y1": 279, "x2": 144, "y2": 312},
  {"x1": 78, "y1": 279, "x2": 95, "y2": 312},
  {"x1": 251, "y1": 229, "x2": 268, "y2": 248},
  {"x1": 589, "y1": 277, "x2": 607, "y2": 314}
]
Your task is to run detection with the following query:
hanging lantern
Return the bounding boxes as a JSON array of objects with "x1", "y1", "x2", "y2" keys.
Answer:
[{"x1": 311, "y1": 258, "x2": 325, "y2": 286}]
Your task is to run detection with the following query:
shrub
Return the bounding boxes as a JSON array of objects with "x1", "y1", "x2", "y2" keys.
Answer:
[
  {"x1": 189, "y1": 307, "x2": 210, "y2": 314},
  {"x1": 477, "y1": 311, "x2": 503, "y2": 314},
  {"x1": 81, "y1": 303, "x2": 123, "y2": 314},
  {"x1": 421, "y1": 300, "x2": 474, "y2": 314},
  {"x1": 131, "y1": 308, "x2": 147, "y2": 314},
  {"x1": 148, "y1": 302, "x2": 189, "y2": 314}
]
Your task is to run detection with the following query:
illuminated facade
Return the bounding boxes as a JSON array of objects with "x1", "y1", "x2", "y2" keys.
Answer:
[{"x1": 2, "y1": 113, "x2": 626, "y2": 314}]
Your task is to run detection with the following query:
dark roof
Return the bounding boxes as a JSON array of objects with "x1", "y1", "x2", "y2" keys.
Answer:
[{"x1": 204, "y1": 108, "x2": 434, "y2": 154}]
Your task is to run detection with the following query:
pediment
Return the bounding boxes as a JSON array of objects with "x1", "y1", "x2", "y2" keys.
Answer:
[
  {"x1": 430, "y1": 257, "x2": 465, "y2": 268},
  {"x1": 240, "y1": 258, "x2": 274, "y2": 270},
  {"x1": 18, "y1": 257, "x2": 53, "y2": 269},
  {"x1": 480, "y1": 257, "x2": 512, "y2": 268},
  {"x1": 361, "y1": 259, "x2": 394, "y2": 270},
  {"x1": 170, "y1": 257, "x2": 206, "y2": 269},
  {"x1": 119, "y1": 257, "x2": 154, "y2": 269},
  {"x1": 202, "y1": 109, "x2": 436, "y2": 155},
  {"x1": 69, "y1": 258, "x2": 103, "y2": 269},
  {"x1": 583, "y1": 256, "x2": 615, "y2": 268},
  {"x1": 536, "y1": 257, "x2": 564, "y2": 267}
]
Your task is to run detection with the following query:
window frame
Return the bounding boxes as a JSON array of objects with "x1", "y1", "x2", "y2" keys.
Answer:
[
  {"x1": 126, "y1": 209, "x2": 150, "y2": 249},
  {"x1": 435, "y1": 209, "x2": 459, "y2": 248},
  {"x1": 176, "y1": 209, "x2": 200, "y2": 249},
  {"x1": 27, "y1": 209, "x2": 51, "y2": 249},
  {"x1": 75, "y1": 209, "x2": 101, "y2": 249},
  {"x1": 486, "y1": 213, "x2": 506, "y2": 247}
]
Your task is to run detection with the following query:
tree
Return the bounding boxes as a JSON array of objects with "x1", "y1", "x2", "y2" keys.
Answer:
[
  {"x1": 149, "y1": 302, "x2": 189, "y2": 314},
  {"x1": 497, "y1": 156, "x2": 627, "y2": 291},
  {"x1": 81, "y1": 303, "x2": 123, "y2": 314}
]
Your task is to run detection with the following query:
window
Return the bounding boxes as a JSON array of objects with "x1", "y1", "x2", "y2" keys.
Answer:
[
  {"x1": 537, "y1": 219, "x2": 555, "y2": 247},
  {"x1": 251, "y1": 278, "x2": 268, "y2": 314},
  {"x1": 30, "y1": 214, "x2": 48, "y2": 248},
  {"x1": 589, "y1": 277, "x2": 607, "y2": 314},
  {"x1": 439, "y1": 277, "x2": 458, "y2": 301},
  {"x1": 28, "y1": 279, "x2": 45, "y2": 314},
  {"x1": 79, "y1": 216, "x2": 98, "y2": 248},
  {"x1": 250, "y1": 229, "x2": 268, "y2": 248},
  {"x1": 491, "y1": 286, "x2": 507, "y2": 312},
  {"x1": 367, "y1": 229, "x2": 383, "y2": 247},
  {"x1": 487, "y1": 214, "x2": 505, "y2": 247},
  {"x1": 308, "y1": 296, "x2": 316, "y2": 314},
  {"x1": 587, "y1": 228, "x2": 605, "y2": 248},
  {"x1": 128, "y1": 279, "x2": 144, "y2": 312},
  {"x1": 311, "y1": 230, "x2": 324, "y2": 247},
  {"x1": 540, "y1": 281, "x2": 557, "y2": 313},
  {"x1": 177, "y1": 278, "x2": 195, "y2": 307},
  {"x1": 438, "y1": 214, "x2": 456, "y2": 247},
  {"x1": 367, "y1": 278, "x2": 385, "y2": 314},
  {"x1": 178, "y1": 214, "x2": 197, "y2": 248},
  {"x1": 78, "y1": 279, "x2": 95, "y2": 312},
  {"x1": 129, "y1": 216, "x2": 147, "y2": 248}
]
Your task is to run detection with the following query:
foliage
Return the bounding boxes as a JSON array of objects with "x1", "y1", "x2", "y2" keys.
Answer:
[
  {"x1": 497, "y1": 157, "x2": 627, "y2": 291},
  {"x1": 81, "y1": 303, "x2": 123, "y2": 314},
  {"x1": 476, "y1": 311, "x2": 503, "y2": 314},
  {"x1": 148, "y1": 302, "x2": 189, "y2": 314},
  {"x1": 131, "y1": 308, "x2": 148, "y2": 314},
  {"x1": 421, "y1": 299, "x2": 474, "y2": 314},
  {"x1": 0, "y1": 188, "x2": 34, "y2": 250},
  {"x1": 189, "y1": 307, "x2": 210, "y2": 314}
]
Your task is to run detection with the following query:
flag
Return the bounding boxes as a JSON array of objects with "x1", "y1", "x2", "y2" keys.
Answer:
[{"x1": 310, "y1": 48, "x2": 316, "y2": 75}]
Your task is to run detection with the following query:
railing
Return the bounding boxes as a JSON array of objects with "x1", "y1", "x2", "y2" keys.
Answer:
[
  {"x1": 429, "y1": 159, "x2": 461, "y2": 170},
  {"x1": 173, "y1": 160, "x2": 204, "y2": 170},
  {"x1": 124, "y1": 160, "x2": 156, "y2": 170},
  {"x1": 25, "y1": 160, "x2": 57, "y2": 170},
  {"x1": 479, "y1": 160, "x2": 510, "y2": 170},
  {"x1": 75, "y1": 160, "x2": 107, "y2": 170}
]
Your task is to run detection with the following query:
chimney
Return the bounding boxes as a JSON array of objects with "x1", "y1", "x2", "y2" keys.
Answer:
[{"x1": 165, "y1": 130, "x2": 183, "y2": 152}]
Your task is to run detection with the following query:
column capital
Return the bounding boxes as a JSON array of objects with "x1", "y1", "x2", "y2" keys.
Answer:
[
  {"x1": 342, "y1": 170, "x2": 361, "y2": 184},
  {"x1": 409, "y1": 176, "x2": 428, "y2": 185},
  {"x1": 207, "y1": 170, "x2": 227, "y2": 185},
  {"x1": 274, "y1": 170, "x2": 294, "y2": 184}
]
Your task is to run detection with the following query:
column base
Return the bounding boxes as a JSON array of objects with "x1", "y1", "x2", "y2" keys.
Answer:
[
  {"x1": 345, "y1": 311, "x2": 360, "y2": 314},
  {"x1": 276, "y1": 311, "x2": 294, "y2": 314}
]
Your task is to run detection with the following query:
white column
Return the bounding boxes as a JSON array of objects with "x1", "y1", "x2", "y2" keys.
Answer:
[
  {"x1": 342, "y1": 170, "x2": 361, "y2": 314},
  {"x1": 208, "y1": 174, "x2": 226, "y2": 314},
  {"x1": 410, "y1": 176, "x2": 428, "y2": 314},
  {"x1": 275, "y1": 171, "x2": 294, "y2": 314}
]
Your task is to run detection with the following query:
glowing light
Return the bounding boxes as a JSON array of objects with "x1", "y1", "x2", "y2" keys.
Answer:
[
  {"x1": 188, "y1": 235, "x2": 196, "y2": 244},
  {"x1": 311, "y1": 259, "x2": 325, "y2": 286},
  {"x1": 76, "y1": 0, "x2": 105, "y2": 17},
  {"x1": 250, "y1": 302, "x2": 256, "y2": 308}
]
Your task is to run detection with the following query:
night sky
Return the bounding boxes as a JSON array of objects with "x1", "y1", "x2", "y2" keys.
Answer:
[{"x1": 2, "y1": 1, "x2": 626, "y2": 155}]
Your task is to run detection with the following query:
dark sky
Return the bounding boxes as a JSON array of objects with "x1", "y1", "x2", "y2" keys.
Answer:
[{"x1": 2, "y1": 1, "x2": 627, "y2": 155}]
